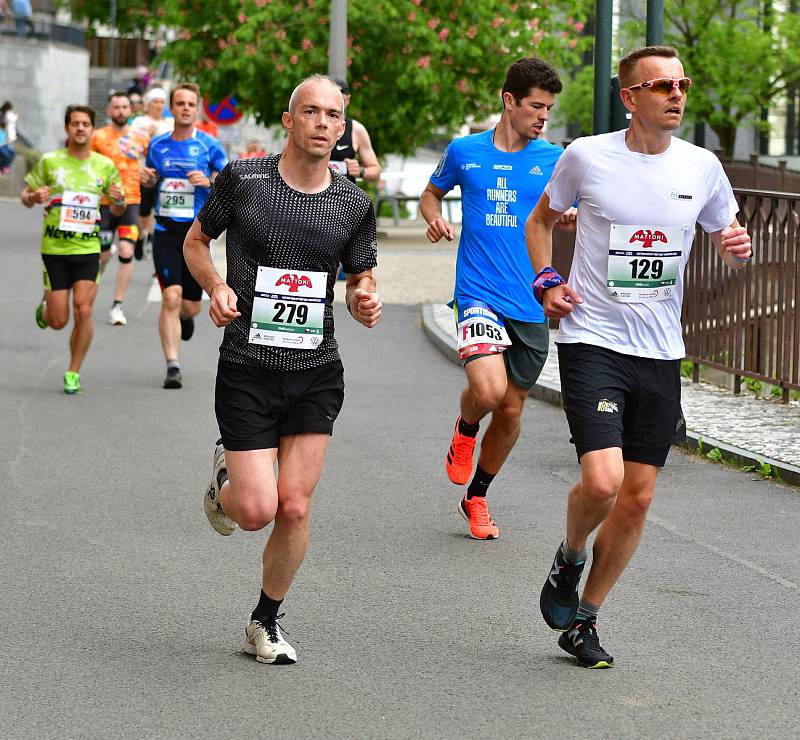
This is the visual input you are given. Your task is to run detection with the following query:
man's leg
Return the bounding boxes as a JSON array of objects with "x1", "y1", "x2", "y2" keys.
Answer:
[
  {"x1": 581, "y1": 460, "x2": 659, "y2": 606},
  {"x1": 42, "y1": 289, "x2": 70, "y2": 330},
  {"x1": 112, "y1": 239, "x2": 136, "y2": 304},
  {"x1": 474, "y1": 380, "x2": 529, "y2": 475},
  {"x1": 159, "y1": 285, "x2": 183, "y2": 362},
  {"x1": 68, "y1": 280, "x2": 98, "y2": 373},
  {"x1": 446, "y1": 353, "x2": 507, "y2": 487}
]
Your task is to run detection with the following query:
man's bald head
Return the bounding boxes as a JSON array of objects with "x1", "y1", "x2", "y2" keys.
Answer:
[{"x1": 287, "y1": 75, "x2": 345, "y2": 115}]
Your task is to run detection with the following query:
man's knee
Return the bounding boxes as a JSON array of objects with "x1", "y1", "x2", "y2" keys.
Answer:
[
  {"x1": 469, "y1": 376, "x2": 507, "y2": 410},
  {"x1": 617, "y1": 482, "x2": 655, "y2": 521},
  {"x1": 236, "y1": 496, "x2": 278, "y2": 531},
  {"x1": 276, "y1": 496, "x2": 312, "y2": 530},
  {"x1": 579, "y1": 472, "x2": 623, "y2": 509},
  {"x1": 73, "y1": 302, "x2": 94, "y2": 323},
  {"x1": 181, "y1": 299, "x2": 202, "y2": 318},
  {"x1": 48, "y1": 313, "x2": 69, "y2": 330},
  {"x1": 162, "y1": 288, "x2": 182, "y2": 311}
]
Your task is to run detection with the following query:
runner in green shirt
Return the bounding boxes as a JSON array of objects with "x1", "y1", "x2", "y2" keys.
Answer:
[{"x1": 21, "y1": 104, "x2": 125, "y2": 395}]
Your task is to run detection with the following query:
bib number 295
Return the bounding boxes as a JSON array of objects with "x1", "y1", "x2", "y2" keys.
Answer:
[{"x1": 273, "y1": 301, "x2": 308, "y2": 325}]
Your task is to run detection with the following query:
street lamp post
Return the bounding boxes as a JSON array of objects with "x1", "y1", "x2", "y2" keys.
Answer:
[
  {"x1": 107, "y1": 0, "x2": 117, "y2": 95},
  {"x1": 328, "y1": 0, "x2": 347, "y2": 83}
]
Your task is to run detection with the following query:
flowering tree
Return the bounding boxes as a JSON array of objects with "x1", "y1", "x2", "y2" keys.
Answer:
[{"x1": 152, "y1": 0, "x2": 591, "y2": 155}]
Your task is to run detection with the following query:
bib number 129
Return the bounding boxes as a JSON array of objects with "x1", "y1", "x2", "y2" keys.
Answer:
[
  {"x1": 272, "y1": 301, "x2": 308, "y2": 325},
  {"x1": 628, "y1": 258, "x2": 664, "y2": 280}
]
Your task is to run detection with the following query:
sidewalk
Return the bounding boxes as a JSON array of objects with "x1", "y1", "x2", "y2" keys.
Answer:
[{"x1": 422, "y1": 303, "x2": 800, "y2": 486}]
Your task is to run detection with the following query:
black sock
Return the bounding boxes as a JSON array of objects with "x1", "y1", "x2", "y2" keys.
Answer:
[
  {"x1": 252, "y1": 591, "x2": 282, "y2": 621},
  {"x1": 112, "y1": 300, "x2": 122, "y2": 308},
  {"x1": 458, "y1": 417, "x2": 480, "y2": 437},
  {"x1": 466, "y1": 465, "x2": 495, "y2": 498}
]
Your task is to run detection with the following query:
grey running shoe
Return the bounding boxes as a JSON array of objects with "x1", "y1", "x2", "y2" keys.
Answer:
[
  {"x1": 204, "y1": 439, "x2": 237, "y2": 535},
  {"x1": 243, "y1": 614, "x2": 297, "y2": 665}
]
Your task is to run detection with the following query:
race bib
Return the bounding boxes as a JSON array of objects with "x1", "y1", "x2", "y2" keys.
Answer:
[
  {"x1": 249, "y1": 266, "x2": 327, "y2": 350},
  {"x1": 607, "y1": 223, "x2": 686, "y2": 303},
  {"x1": 59, "y1": 191, "x2": 99, "y2": 234},
  {"x1": 328, "y1": 160, "x2": 348, "y2": 175},
  {"x1": 158, "y1": 178, "x2": 195, "y2": 218},
  {"x1": 454, "y1": 300, "x2": 512, "y2": 361}
]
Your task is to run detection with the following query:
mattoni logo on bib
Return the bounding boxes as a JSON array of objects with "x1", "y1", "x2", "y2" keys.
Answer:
[
  {"x1": 275, "y1": 273, "x2": 313, "y2": 293},
  {"x1": 629, "y1": 229, "x2": 668, "y2": 248}
]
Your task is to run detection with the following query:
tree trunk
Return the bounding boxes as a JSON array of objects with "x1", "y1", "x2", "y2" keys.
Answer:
[{"x1": 711, "y1": 124, "x2": 737, "y2": 158}]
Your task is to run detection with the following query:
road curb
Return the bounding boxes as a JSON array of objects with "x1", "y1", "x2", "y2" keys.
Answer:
[{"x1": 421, "y1": 305, "x2": 800, "y2": 487}]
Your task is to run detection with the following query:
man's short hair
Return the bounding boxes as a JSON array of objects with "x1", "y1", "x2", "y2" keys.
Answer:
[
  {"x1": 287, "y1": 74, "x2": 344, "y2": 114},
  {"x1": 108, "y1": 91, "x2": 130, "y2": 103},
  {"x1": 502, "y1": 57, "x2": 562, "y2": 103},
  {"x1": 170, "y1": 83, "x2": 201, "y2": 106},
  {"x1": 618, "y1": 46, "x2": 680, "y2": 87},
  {"x1": 65, "y1": 104, "x2": 96, "y2": 127}
]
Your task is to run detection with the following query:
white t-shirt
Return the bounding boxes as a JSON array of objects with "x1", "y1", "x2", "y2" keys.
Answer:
[
  {"x1": 131, "y1": 114, "x2": 174, "y2": 139},
  {"x1": 545, "y1": 130, "x2": 738, "y2": 360}
]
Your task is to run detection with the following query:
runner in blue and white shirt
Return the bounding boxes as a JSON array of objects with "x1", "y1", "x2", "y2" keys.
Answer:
[
  {"x1": 141, "y1": 83, "x2": 228, "y2": 389},
  {"x1": 420, "y1": 57, "x2": 574, "y2": 540}
]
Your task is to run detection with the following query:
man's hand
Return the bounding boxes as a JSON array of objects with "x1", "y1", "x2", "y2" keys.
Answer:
[
  {"x1": 351, "y1": 288, "x2": 382, "y2": 328},
  {"x1": 30, "y1": 186, "x2": 51, "y2": 205},
  {"x1": 208, "y1": 283, "x2": 241, "y2": 327},
  {"x1": 426, "y1": 216, "x2": 455, "y2": 243},
  {"x1": 108, "y1": 182, "x2": 124, "y2": 205},
  {"x1": 187, "y1": 170, "x2": 211, "y2": 188},
  {"x1": 543, "y1": 283, "x2": 583, "y2": 319},
  {"x1": 141, "y1": 167, "x2": 157, "y2": 187},
  {"x1": 559, "y1": 207, "x2": 577, "y2": 224},
  {"x1": 344, "y1": 158, "x2": 361, "y2": 179},
  {"x1": 720, "y1": 225, "x2": 751, "y2": 264}
]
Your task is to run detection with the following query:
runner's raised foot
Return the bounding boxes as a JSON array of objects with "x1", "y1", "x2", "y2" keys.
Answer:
[{"x1": 445, "y1": 416, "x2": 478, "y2": 485}]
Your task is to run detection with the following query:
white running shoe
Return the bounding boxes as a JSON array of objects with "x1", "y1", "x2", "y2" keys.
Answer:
[
  {"x1": 109, "y1": 304, "x2": 127, "y2": 325},
  {"x1": 203, "y1": 440, "x2": 237, "y2": 535},
  {"x1": 243, "y1": 615, "x2": 297, "y2": 665}
]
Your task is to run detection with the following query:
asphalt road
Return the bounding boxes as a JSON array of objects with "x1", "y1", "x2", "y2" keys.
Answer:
[{"x1": 1, "y1": 200, "x2": 798, "y2": 739}]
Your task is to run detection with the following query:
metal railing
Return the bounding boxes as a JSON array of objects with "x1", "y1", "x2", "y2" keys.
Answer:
[
  {"x1": 683, "y1": 188, "x2": 800, "y2": 402},
  {"x1": 0, "y1": 15, "x2": 85, "y2": 48}
]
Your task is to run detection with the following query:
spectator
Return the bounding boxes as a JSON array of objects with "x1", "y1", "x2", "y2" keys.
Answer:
[
  {"x1": 11, "y1": 0, "x2": 32, "y2": 38},
  {"x1": 127, "y1": 91, "x2": 144, "y2": 122},
  {"x1": 131, "y1": 88, "x2": 173, "y2": 138},
  {"x1": 239, "y1": 139, "x2": 267, "y2": 159},
  {"x1": 328, "y1": 78, "x2": 381, "y2": 183},
  {"x1": 0, "y1": 101, "x2": 17, "y2": 175}
]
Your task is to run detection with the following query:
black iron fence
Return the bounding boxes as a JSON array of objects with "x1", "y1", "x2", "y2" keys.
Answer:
[
  {"x1": 0, "y1": 15, "x2": 85, "y2": 48},
  {"x1": 683, "y1": 188, "x2": 800, "y2": 402}
]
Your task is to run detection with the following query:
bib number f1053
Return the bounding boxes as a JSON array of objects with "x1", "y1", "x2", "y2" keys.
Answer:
[
  {"x1": 454, "y1": 300, "x2": 512, "y2": 360},
  {"x1": 249, "y1": 266, "x2": 327, "y2": 350}
]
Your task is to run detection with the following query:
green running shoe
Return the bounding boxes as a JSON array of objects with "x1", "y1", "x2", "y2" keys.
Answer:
[
  {"x1": 35, "y1": 302, "x2": 46, "y2": 329},
  {"x1": 63, "y1": 371, "x2": 82, "y2": 395}
]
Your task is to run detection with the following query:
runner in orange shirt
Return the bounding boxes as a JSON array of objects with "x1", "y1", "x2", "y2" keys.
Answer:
[{"x1": 91, "y1": 92, "x2": 150, "y2": 325}]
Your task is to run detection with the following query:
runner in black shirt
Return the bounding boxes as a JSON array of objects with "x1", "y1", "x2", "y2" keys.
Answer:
[{"x1": 184, "y1": 75, "x2": 381, "y2": 665}]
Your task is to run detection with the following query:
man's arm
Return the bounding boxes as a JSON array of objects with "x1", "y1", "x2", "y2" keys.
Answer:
[
  {"x1": 20, "y1": 185, "x2": 50, "y2": 208},
  {"x1": 348, "y1": 120, "x2": 381, "y2": 182},
  {"x1": 344, "y1": 269, "x2": 381, "y2": 328},
  {"x1": 525, "y1": 193, "x2": 582, "y2": 318},
  {"x1": 183, "y1": 219, "x2": 240, "y2": 327},
  {"x1": 710, "y1": 219, "x2": 752, "y2": 269},
  {"x1": 420, "y1": 182, "x2": 455, "y2": 243}
]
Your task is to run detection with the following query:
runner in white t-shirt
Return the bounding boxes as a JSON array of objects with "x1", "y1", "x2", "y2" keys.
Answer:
[{"x1": 524, "y1": 46, "x2": 752, "y2": 668}]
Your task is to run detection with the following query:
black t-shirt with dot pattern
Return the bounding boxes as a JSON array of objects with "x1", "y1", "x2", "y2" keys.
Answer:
[{"x1": 198, "y1": 155, "x2": 377, "y2": 372}]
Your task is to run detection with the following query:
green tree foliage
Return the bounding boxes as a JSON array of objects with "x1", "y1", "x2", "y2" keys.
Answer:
[
  {"x1": 623, "y1": 1, "x2": 800, "y2": 156},
  {"x1": 153, "y1": 0, "x2": 591, "y2": 156},
  {"x1": 64, "y1": 0, "x2": 160, "y2": 35}
]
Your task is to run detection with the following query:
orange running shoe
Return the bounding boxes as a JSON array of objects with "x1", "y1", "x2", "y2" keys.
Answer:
[
  {"x1": 459, "y1": 496, "x2": 499, "y2": 540},
  {"x1": 445, "y1": 417, "x2": 477, "y2": 485}
]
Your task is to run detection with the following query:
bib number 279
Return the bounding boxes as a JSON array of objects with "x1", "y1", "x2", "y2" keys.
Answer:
[{"x1": 272, "y1": 301, "x2": 308, "y2": 325}]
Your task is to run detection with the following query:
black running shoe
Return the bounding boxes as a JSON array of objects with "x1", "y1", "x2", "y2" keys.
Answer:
[
  {"x1": 163, "y1": 366, "x2": 182, "y2": 389},
  {"x1": 180, "y1": 315, "x2": 195, "y2": 341},
  {"x1": 558, "y1": 618, "x2": 614, "y2": 668},
  {"x1": 540, "y1": 544, "x2": 585, "y2": 631}
]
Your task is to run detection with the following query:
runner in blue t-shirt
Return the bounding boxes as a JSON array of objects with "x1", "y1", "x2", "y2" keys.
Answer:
[
  {"x1": 142, "y1": 83, "x2": 228, "y2": 389},
  {"x1": 420, "y1": 57, "x2": 575, "y2": 539}
]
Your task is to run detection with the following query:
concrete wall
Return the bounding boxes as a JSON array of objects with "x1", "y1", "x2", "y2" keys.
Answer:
[{"x1": 0, "y1": 37, "x2": 89, "y2": 152}]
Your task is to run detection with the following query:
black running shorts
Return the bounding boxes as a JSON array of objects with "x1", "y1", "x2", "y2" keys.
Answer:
[
  {"x1": 41, "y1": 253, "x2": 100, "y2": 292},
  {"x1": 139, "y1": 184, "x2": 157, "y2": 217},
  {"x1": 215, "y1": 359, "x2": 345, "y2": 451},
  {"x1": 99, "y1": 204, "x2": 141, "y2": 251},
  {"x1": 152, "y1": 221, "x2": 203, "y2": 301},
  {"x1": 464, "y1": 318, "x2": 549, "y2": 390},
  {"x1": 557, "y1": 342, "x2": 686, "y2": 467}
]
